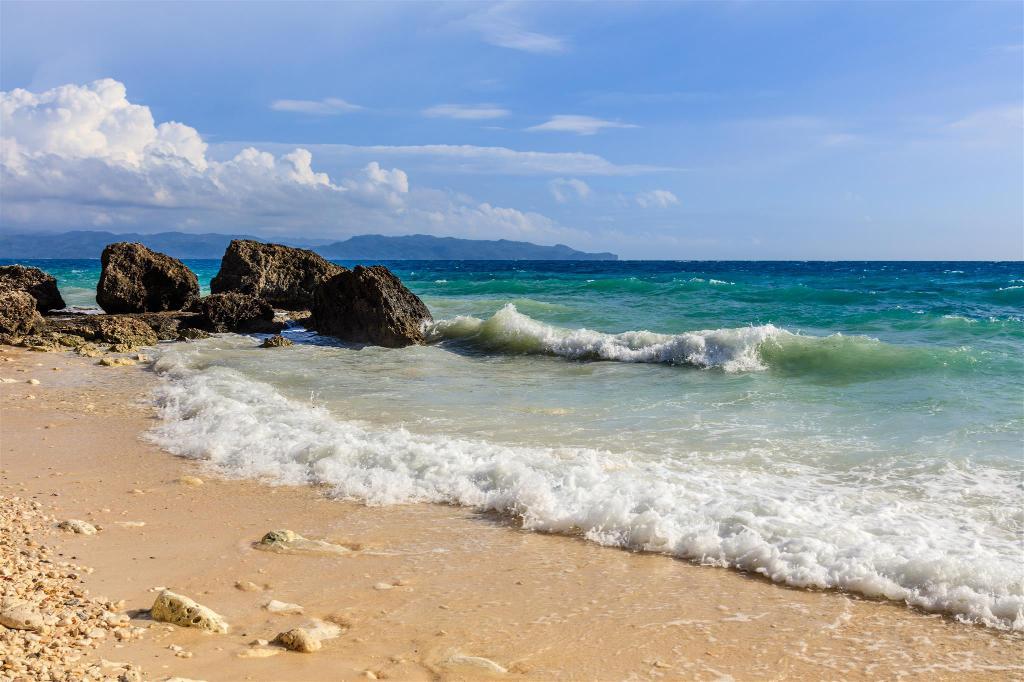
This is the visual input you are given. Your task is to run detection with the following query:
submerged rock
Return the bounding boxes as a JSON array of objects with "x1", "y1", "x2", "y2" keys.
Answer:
[
  {"x1": 177, "y1": 327, "x2": 211, "y2": 341},
  {"x1": 311, "y1": 265, "x2": 432, "y2": 348},
  {"x1": 273, "y1": 619, "x2": 342, "y2": 653},
  {"x1": 0, "y1": 265, "x2": 66, "y2": 312},
  {"x1": 0, "y1": 290, "x2": 45, "y2": 341},
  {"x1": 260, "y1": 334, "x2": 293, "y2": 348},
  {"x1": 210, "y1": 240, "x2": 344, "y2": 309},
  {"x1": 196, "y1": 293, "x2": 282, "y2": 333},
  {"x1": 255, "y1": 529, "x2": 352, "y2": 556},
  {"x1": 150, "y1": 590, "x2": 228, "y2": 633},
  {"x1": 97, "y1": 242, "x2": 200, "y2": 313}
]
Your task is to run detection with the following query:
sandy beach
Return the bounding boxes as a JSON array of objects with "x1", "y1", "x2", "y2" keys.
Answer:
[{"x1": 0, "y1": 344, "x2": 1020, "y2": 681}]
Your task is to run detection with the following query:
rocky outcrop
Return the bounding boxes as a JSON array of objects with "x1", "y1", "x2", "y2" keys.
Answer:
[
  {"x1": 0, "y1": 265, "x2": 65, "y2": 312},
  {"x1": 195, "y1": 293, "x2": 282, "y2": 333},
  {"x1": 45, "y1": 315, "x2": 158, "y2": 351},
  {"x1": 210, "y1": 240, "x2": 344, "y2": 309},
  {"x1": 0, "y1": 290, "x2": 45, "y2": 341},
  {"x1": 311, "y1": 266, "x2": 431, "y2": 348},
  {"x1": 131, "y1": 311, "x2": 205, "y2": 341},
  {"x1": 150, "y1": 590, "x2": 228, "y2": 633},
  {"x1": 96, "y1": 242, "x2": 199, "y2": 313}
]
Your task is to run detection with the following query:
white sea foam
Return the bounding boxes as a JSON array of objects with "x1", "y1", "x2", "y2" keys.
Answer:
[
  {"x1": 148, "y1": 346, "x2": 1024, "y2": 631},
  {"x1": 427, "y1": 304, "x2": 782, "y2": 371}
]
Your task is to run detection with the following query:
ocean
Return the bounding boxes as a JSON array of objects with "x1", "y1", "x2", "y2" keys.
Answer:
[{"x1": 8, "y1": 258, "x2": 1023, "y2": 630}]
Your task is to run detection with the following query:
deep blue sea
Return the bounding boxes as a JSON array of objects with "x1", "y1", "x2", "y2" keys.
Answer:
[{"x1": 7, "y1": 258, "x2": 1023, "y2": 629}]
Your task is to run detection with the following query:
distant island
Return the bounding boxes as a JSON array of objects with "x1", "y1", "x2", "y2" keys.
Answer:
[{"x1": 0, "y1": 231, "x2": 618, "y2": 261}]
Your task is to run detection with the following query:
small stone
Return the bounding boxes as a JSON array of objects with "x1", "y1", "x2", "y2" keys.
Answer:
[
  {"x1": 178, "y1": 475, "x2": 204, "y2": 486},
  {"x1": 260, "y1": 335, "x2": 293, "y2": 348},
  {"x1": 264, "y1": 599, "x2": 304, "y2": 615},
  {"x1": 57, "y1": 519, "x2": 98, "y2": 535},
  {"x1": 99, "y1": 357, "x2": 136, "y2": 367},
  {"x1": 373, "y1": 583, "x2": 393, "y2": 591},
  {"x1": 26, "y1": 378, "x2": 40, "y2": 385},
  {"x1": 274, "y1": 628, "x2": 321, "y2": 653},
  {"x1": 234, "y1": 580, "x2": 262, "y2": 592},
  {"x1": 0, "y1": 598, "x2": 45, "y2": 632},
  {"x1": 237, "y1": 647, "x2": 281, "y2": 659},
  {"x1": 150, "y1": 590, "x2": 229, "y2": 633}
]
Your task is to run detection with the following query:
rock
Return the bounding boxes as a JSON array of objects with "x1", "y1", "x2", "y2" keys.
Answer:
[
  {"x1": 57, "y1": 519, "x2": 97, "y2": 535},
  {"x1": 264, "y1": 599, "x2": 304, "y2": 615},
  {"x1": 0, "y1": 598, "x2": 45, "y2": 632},
  {"x1": 178, "y1": 475, "x2": 204, "y2": 486},
  {"x1": 260, "y1": 334, "x2": 293, "y2": 348},
  {"x1": 255, "y1": 529, "x2": 352, "y2": 556},
  {"x1": 150, "y1": 590, "x2": 229, "y2": 633},
  {"x1": 177, "y1": 327, "x2": 211, "y2": 341},
  {"x1": 0, "y1": 290, "x2": 45, "y2": 340},
  {"x1": 311, "y1": 266, "x2": 431, "y2": 348},
  {"x1": 211, "y1": 240, "x2": 344, "y2": 309},
  {"x1": 0, "y1": 265, "x2": 65, "y2": 312},
  {"x1": 195, "y1": 293, "x2": 282, "y2": 333},
  {"x1": 132, "y1": 311, "x2": 205, "y2": 340},
  {"x1": 99, "y1": 357, "x2": 137, "y2": 367},
  {"x1": 97, "y1": 242, "x2": 200, "y2": 313},
  {"x1": 272, "y1": 620, "x2": 341, "y2": 654},
  {"x1": 45, "y1": 315, "x2": 158, "y2": 351},
  {"x1": 234, "y1": 581, "x2": 262, "y2": 592},
  {"x1": 274, "y1": 627, "x2": 321, "y2": 653}
]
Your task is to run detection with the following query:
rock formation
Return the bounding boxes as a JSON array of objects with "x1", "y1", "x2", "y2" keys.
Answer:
[
  {"x1": 44, "y1": 315, "x2": 158, "y2": 352},
  {"x1": 210, "y1": 240, "x2": 344, "y2": 309},
  {"x1": 311, "y1": 265, "x2": 432, "y2": 348},
  {"x1": 96, "y1": 242, "x2": 199, "y2": 313},
  {"x1": 0, "y1": 265, "x2": 65, "y2": 312},
  {"x1": 195, "y1": 293, "x2": 281, "y2": 333},
  {"x1": 0, "y1": 291, "x2": 45, "y2": 340}
]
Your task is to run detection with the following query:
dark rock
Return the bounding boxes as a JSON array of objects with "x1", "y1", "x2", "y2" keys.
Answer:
[
  {"x1": 177, "y1": 327, "x2": 211, "y2": 341},
  {"x1": 0, "y1": 290, "x2": 45, "y2": 342},
  {"x1": 196, "y1": 293, "x2": 282, "y2": 333},
  {"x1": 260, "y1": 334, "x2": 293, "y2": 348},
  {"x1": 210, "y1": 240, "x2": 344, "y2": 310},
  {"x1": 45, "y1": 315, "x2": 158, "y2": 351},
  {"x1": 96, "y1": 242, "x2": 200, "y2": 313},
  {"x1": 311, "y1": 265, "x2": 431, "y2": 348},
  {"x1": 131, "y1": 311, "x2": 205, "y2": 341},
  {"x1": 0, "y1": 265, "x2": 66, "y2": 312}
]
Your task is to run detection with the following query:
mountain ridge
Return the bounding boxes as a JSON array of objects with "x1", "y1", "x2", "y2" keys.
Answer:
[{"x1": 0, "y1": 231, "x2": 618, "y2": 261}]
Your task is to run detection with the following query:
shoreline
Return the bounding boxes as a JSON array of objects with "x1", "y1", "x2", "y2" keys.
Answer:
[{"x1": 1, "y1": 345, "x2": 1022, "y2": 680}]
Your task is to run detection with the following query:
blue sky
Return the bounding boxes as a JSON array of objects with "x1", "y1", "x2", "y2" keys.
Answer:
[{"x1": 1, "y1": 1, "x2": 1021, "y2": 259}]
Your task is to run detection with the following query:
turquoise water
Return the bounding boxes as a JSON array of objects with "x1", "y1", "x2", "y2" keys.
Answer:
[{"x1": 7, "y1": 258, "x2": 1024, "y2": 629}]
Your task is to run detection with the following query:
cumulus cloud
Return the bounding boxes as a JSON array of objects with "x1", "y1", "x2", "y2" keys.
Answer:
[
  {"x1": 549, "y1": 178, "x2": 591, "y2": 203},
  {"x1": 0, "y1": 79, "x2": 580, "y2": 243},
  {"x1": 527, "y1": 115, "x2": 638, "y2": 136},
  {"x1": 270, "y1": 97, "x2": 362, "y2": 115},
  {"x1": 423, "y1": 104, "x2": 510, "y2": 120},
  {"x1": 635, "y1": 189, "x2": 679, "y2": 208}
]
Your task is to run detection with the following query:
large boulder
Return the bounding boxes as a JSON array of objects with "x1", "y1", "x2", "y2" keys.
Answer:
[
  {"x1": 311, "y1": 266, "x2": 431, "y2": 348},
  {"x1": 196, "y1": 293, "x2": 282, "y2": 333},
  {"x1": 210, "y1": 240, "x2": 344, "y2": 310},
  {"x1": 0, "y1": 290, "x2": 45, "y2": 341},
  {"x1": 0, "y1": 265, "x2": 65, "y2": 312},
  {"x1": 97, "y1": 242, "x2": 199, "y2": 314}
]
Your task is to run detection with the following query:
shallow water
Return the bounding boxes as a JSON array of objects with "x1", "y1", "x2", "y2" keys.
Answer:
[{"x1": 8, "y1": 258, "x2": 1024, "y2": 629}]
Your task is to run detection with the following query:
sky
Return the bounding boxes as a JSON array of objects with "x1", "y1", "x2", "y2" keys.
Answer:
[{"x1": 1, "y1": 1, "x2": 1021, "y2": 260}]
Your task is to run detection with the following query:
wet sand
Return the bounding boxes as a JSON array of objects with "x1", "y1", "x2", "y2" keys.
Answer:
[{"x1": 1, "y1": 346, "x2": 1021, "y2": 681}]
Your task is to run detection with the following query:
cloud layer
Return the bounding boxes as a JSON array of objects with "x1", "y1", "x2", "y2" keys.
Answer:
[
  {"x1": 0, "y1": 79, "x2": 578, "y2": 242},
  {"x1": 527, "y1": 114, "x2": 638, "y2": 135}
]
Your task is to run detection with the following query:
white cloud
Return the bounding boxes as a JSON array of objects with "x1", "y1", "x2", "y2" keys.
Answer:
[
  {"x1": 549, "y1": 178, "x2": 591, "y2": 203},
  {"x1": 0, "y1": 79, "x2": 582, "y2": 244},
  {"x1": 527, "y1": 115, "x2": 638, "y2": 136},
  {"x1": 423, "y1": 104, "x2": 510, "y2": 120},
  {"x1": 270, "y1": 97, "x2": 362, "y2": 115},
  {"x1": 226, "y1": 142, "x2": 672, "y2": 176},
  {"x1": 635, "y1": 189, "x2": 679, "y2": 208},
  {"x1": 459, "y1": 4, "x2": 566, "y2": 54}
]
